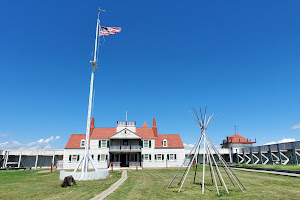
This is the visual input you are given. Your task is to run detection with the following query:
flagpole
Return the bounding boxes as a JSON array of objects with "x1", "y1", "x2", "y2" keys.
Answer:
[{"x1": 81, "y1": 9, "x2": 103, "y2": 173}]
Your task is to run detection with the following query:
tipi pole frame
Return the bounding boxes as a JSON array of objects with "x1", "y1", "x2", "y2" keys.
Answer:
[
  {"x1": 202, "y1": 132, "x2": 206, "y2": 194},
  {"x1": 193, "y1": 137, "x2": 202, "y2": 184},
  {"x1": 206, "y1": 141, "x2": 219, "y2": 195},
  {"x1": 178, "y1": 135, "x2": 202, "y2": 185},
  {"x1": 207, "y1": 143, "x2": 229, "y2": 194},
  {"x1": 207, "y1": 150, "x2": 214, "y2": 185},
  {"x1": 204, "y1": 134, "x2": 245, "y2": 192},
  {"x1": 167, "y1": 135, "x2": 202, "y2": 189},
  {"x1": 178, "y1": 135, "x2": 203, "y2": 193}
]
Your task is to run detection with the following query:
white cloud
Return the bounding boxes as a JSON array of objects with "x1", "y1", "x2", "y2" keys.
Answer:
[
  {"x1": 0, "y1": 136, "x2": 60, "y2": 150},
  {"x1": 278, "y1": 138, "x2": 295, "y2": 143},
  {"x1": 291, "y1": 124, "x2": 300, "y2": 129},
  {"x1": 264, "y1": 138, "x2": 295, "y2": 145},
  {"x1": 183, "y1": 143, "x2": 195, "y2": 149},
  {"x1": 0, "y1": 134, "x2": 9, "y2": 137}
]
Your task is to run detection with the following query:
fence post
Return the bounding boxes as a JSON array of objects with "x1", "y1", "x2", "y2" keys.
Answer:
[
  {"x1": 51, "y1": 163, "x2": 53, "y2": 172},
  {"x1": 111, "y1": 163, "x2": 113, "y2": 172}
]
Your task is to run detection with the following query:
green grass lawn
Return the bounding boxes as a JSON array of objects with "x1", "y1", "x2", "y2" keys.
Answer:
[
  {"x1": 0, "y1": 167, "x2": 299, "y2": 200},
  {"x1": 231, "y1": 164, "x2": 300, "y2": 171},
  {"x1": 0, "y1": 169, "x2": 121, "y2": 200},
  {"x1": 106, "y1": 166, "x2": 300, "y2": 200}
]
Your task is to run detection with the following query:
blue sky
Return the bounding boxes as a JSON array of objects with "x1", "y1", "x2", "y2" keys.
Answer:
[{"x1": 1, "y1": 0, "x2": 300, "y2": 149}]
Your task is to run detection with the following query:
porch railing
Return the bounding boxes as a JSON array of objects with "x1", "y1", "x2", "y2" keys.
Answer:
[
  {"x1": 109, "y1": 145, "x2": 141, "y2": 151},
  {"x1": 129, "y1": 162, "x2": 141, "y2": 167}
]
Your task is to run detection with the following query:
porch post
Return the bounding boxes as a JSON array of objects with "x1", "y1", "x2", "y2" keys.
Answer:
[
  {"x1": 291, "y1": 142, "x2": 298, "y2": 165},
  {"x1": 268, "y1": 145, "x2": 272, "y2": 164},
  {"x1": 277, "y1": 144, "x2": 282, "y2": 164},
  {"x1": 243, "y1": 149, "x2": 246, "y2": 164},
  {"x1": 18, "y1": 151, "x2": 22, "y2": 168},
  {"x1": 236, "y1": 149, "x2": 239, "y2": 163},
  {"x1": 250, "y1": 147, "x2": 254, "y2": 164},
  {"x1": 52, "y1": 153, "x2": 55, "y2": 165},
  {"x1": 258, "y1": 147, "x2": 263, "y2": 164},
  {"x1": 35, "y1": 155, "x2": 38, "y2": 169},
  {"x1": 229, "y1": 147, "x2": 233, "y2": 163}
]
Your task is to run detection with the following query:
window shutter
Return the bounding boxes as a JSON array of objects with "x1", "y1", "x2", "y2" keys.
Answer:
[
  {"x1": 98, "y1": 155, "x2": 100, "y2": 161},
  {"x1": 141, "y1": 140, "x2": 143, "y2": 148},
  {"x1": 162, "y1": 154, "x2": 164, "y2": 160},
  {"x1": 106, "y1": 155, "x2": 108, "y2": 161},
  {"x1": 91, "y1": 155, "x2": 94, "y2": 159},
  {"x1": 77, "y1": 155, "x2": 80, "y2": 161},
  {"x1": 69, "y1": 155, "x2": 71, "y2": 161},
  {"x1": 99, "y1": 140, "x2": 101, "y2": 148},
  {"x1": 155, "y1": 154, "x2": 157, "y2": 160},
  {"x1": 149, "y1": 154, "x2": 151, "y2": 160},
  {"x1": 142, "y1": 154, "x2": 144, "y2": 160},
  {"x1": 107, "y1": 140, "x2": 110, "y2": 148},
  {"x1": 149, "y1": 140, "x2": 151, "y2": 148},
  {"x1": 167, "y1": 154, "x2": 169, "y2": 160},
  {"x1": 175, "y1": 154, "x2": 177, "y2": 160}
]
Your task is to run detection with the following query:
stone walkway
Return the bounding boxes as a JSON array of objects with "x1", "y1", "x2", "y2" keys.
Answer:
[
  {"x1": 91, "y1": 170, "x2": 128, "y2": 200},
  {"x1": 233, "y1": 167, "x2": 300, "y2": 177}
]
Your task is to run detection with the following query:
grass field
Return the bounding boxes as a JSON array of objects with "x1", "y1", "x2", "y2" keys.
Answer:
[
  {"x1": 0, "y1": 167, "x2": 299, "y2": 200},
  {"x1": 0, "y1": 170, "x2": 121, "y2": 200},
  {"x1": 231, "y1": 164, "x2": 300, "y2": 171},
  {"x1": 106, "y1": 166, "x2": 300, "y2": 200}
]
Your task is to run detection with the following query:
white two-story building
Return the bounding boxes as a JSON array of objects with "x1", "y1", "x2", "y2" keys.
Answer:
[{"x1": 63, "y1": 118, "x2": 185, "y2": 169}]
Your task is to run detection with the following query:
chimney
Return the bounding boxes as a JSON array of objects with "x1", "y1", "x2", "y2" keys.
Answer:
[
  {"x1": 91, "y1": 117, "x2": 95, "y2": 128},
  {"x1": 152, "y1": 118, "x2": 158, "y2": 137},
  {"x1": 90, "y1": 117, "x2": 95, "y2": 137}
]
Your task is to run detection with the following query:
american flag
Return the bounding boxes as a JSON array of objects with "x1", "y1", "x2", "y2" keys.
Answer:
[{"x1": 100, "y1": 26, "x2": 121, "y2": 36}]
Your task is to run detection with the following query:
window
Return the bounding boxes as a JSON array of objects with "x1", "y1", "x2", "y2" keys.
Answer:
[
  {"x1": 144, "y1": 154, "x2": 149, "y2": 160},
  {"x1": 155, "y1": 154, "x2": 164, "y2": 161},
  {"x1": 98, "y1": 154, "x2": 107, "y2": 162},
  {"x1": 143, "y1": 154, "x2": 152, "y2": 161},
  {"x1": 80, "y1": 139, "x2": 85, "y2": 147},
  {"x1": 163, "y1": 139, "x2": 167, "y2": 147},
  {"x1": 99, "y1": 140, "x2": 108, "y2": 148},
  {"x1": 167, "y1": 154, "x2": 176, "y2": 161},
  {"x1": 144, "y1": 140, "x2": 149, "y2": 147},
  {"x1": 143, "y1": 140, "x2": 151, "y2": 148},
  {"x1": 70, "y1": 155, "x2": 79, "y2": 162}
]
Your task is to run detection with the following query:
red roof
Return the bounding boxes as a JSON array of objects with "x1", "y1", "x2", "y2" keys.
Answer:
[
  {"x1": 65, "y1": 118, "x2": 184, "y2": 149},
  {"x1": 90, "y1": 128, "x2": 116, "y2": 139},
  {"x1": 155, "y1": 134, "x2": 184, "y2": 148},
  {"x1": 141, "y1": 121, "x2": 149, "y2": 128},
  {"x1": 65, "y1": 134, "x2": 86, "y2": 149},
  {"x1": 227, "y1": 133, "x2": 255, "y2": 144}
]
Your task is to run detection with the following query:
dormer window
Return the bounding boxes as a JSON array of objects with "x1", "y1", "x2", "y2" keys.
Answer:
[
  {"x1": 163, "y1": 139, "x2": 167, "y2": 147},
  {"x1": 80, "y1": 139, "x2": 85, "y2": 147}
]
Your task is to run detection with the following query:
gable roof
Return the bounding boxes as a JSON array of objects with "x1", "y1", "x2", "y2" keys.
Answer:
[
  {"x1": 227, "y1": 133, "x2": 255, "y2": 144},
  {"x1": 155, "y1": 134, "x2": 184, "y2": 148},
  {"x1": 109, "y1": 128, "x2": 141, "y2": 139},
  {"x1": 65, "y1": 134, "x2": 86, "y2": 149},
  {"x1": 142, "y1": 121, "x2": 149, "y2": 128}
]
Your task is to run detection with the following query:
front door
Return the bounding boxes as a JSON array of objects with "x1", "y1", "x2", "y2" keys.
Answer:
[{"x1": 121, "y1": 154, "x2": 127, "y2": 167}]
